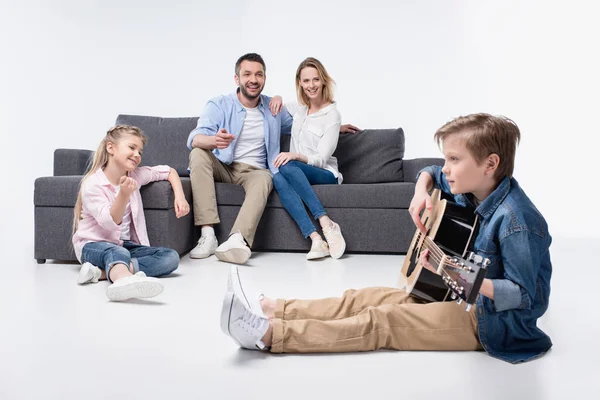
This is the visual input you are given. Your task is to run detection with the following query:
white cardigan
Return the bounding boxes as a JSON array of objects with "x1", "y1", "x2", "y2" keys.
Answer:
[{"x1": 285, "y1": 102, "x2": 343, "y2": 183}]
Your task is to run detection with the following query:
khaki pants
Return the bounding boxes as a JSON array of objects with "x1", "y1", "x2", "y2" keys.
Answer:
[
  {"x1": 270, "y1": 287, "x2": 481, "y2": 353},
  {"x1": 189, "y1": 148, "x2": 272, "y2": 246}
]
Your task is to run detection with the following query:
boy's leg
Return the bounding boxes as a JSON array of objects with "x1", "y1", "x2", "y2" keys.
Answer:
[
  {"x1": 189, "y1": 148, "x2": 234, "y2": 226},
  {"x1": 123, "y1": 242, "x2": 179, "y2": 277},
  {"x1": 272, "y1": 172, "x2": 318, "y2": 238},
  {"x1": 272, "y1": 287, "x2": 420, "y2": 321},
  {"x1": 270, "y1": 300, "x2": 481, "y2": 353},
  {"x1": 229, "y1": 163, "x2": 273, "y2": 246}
]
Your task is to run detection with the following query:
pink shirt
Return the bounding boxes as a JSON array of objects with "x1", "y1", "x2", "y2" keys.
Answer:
[{"x1": 72, "y1": 165, "x2": 171, "y2": 262}]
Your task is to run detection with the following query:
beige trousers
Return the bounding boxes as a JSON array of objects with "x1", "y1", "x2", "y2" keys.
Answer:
[
  {"x1": 189, "y1": 148, "x2": 272, "y2": 246},
  {"x1": 270, "y1": 287, "x2": 481, "y2": 353}
]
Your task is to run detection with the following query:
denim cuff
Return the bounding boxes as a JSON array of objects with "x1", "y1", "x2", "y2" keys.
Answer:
[{"x1": 491, "y1": 279, "x2": 522, "y2": 312}]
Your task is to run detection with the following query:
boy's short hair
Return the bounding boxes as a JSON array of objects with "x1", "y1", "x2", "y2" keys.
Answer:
[
  {"x1": 434, "y1": 113, "x2": 521, "y2": 180},
  {"x1": 235, "y1": 53, "x2": 266, "y2": 76}
]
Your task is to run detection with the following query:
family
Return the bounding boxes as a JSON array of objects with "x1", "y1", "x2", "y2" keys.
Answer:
[{"x1": 71, "y1": 53, "x2": 553, "y2": 363}]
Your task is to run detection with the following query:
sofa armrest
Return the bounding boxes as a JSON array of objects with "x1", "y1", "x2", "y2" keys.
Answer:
[
  {"x1": 54, "y1": 149, "x2": 93, "y2": 176},
  {"x1": 403, "y1": 158, "x2": 444, "y2": 183}
]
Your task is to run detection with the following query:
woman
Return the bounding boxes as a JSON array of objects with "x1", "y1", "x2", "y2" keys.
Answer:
[{"x1": 269, "y1": 57, "x2": 349, "y2": 260}]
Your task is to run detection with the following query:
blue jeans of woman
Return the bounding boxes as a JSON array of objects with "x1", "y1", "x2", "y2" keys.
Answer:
[
  {"x1": 81, "y1": 241, "x2": 179, "y2": 282},
  {"x1": 273, "y1": 161, "x2": 337, "y2": 238}
]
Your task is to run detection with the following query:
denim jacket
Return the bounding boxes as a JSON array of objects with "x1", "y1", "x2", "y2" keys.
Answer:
[
  {"x1": 419, "y1": 166, "x2": 553, "y2": 363},
  {"x1": 186, "y1": 90, "x2": 293, "y2": 175}
]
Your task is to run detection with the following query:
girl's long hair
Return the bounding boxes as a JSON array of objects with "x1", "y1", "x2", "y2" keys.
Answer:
[{"x1": 72, "y1": 125, "x2": 147, "y2": 233}]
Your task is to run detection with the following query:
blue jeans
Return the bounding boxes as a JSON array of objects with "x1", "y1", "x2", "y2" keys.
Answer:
[
  {"x1": 81, "y1": 241, "x2": 179, "y2": 283},
  {"x1": 273, "y1": 161, "x2": 337, "y2": 238}
]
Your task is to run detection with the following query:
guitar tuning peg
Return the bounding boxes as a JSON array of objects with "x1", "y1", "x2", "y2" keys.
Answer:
[
  {"x1": 483, "y1": 258, "x2": 491, "y2": 267},
  {"x1": 451, "y1": 292, "x2": 457, "y2": 300},
  {"x1": 465, "y1": 304, "x2": 472, "y2": 312},
  {"x1": 456, "y1": 298, "x2": 463, "y2": 305}
]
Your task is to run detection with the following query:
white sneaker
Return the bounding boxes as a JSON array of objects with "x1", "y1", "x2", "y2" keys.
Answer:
[
  {"x1": 306, "y1": 238, "x2": 330, "y2": 260},
  {"x1": 227, "y1": 266, "x2": 265, "y2": 317},
  {"x1": 190, "y1": 235, "x2": 218, "y2": 259},
  {"x1": 77, "y1": 262, "x2": 102, "y2": 284},
  {"x1": 323, "y1": 222, "x2": 346, "y2": 259},
  {"x1": 221, "y1": 286, "x2": 270, "y2": 350},
  {"x1": 215, "y1": 232, "x2": 251, "y2": 264},
  {"x1": 105, "y1": 271, "x2": 164, "y2": 302}
]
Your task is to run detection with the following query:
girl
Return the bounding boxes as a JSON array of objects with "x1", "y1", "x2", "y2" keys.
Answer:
[
  {"x1": 269, "y1": 57, "x2": 347, "y2": 260},
  {"x1": 72, "y1": 125, "x2": 190, "y2": 301}
]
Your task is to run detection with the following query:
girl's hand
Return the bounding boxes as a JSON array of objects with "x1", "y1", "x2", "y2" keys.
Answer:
[
  {"x1": 274, "y1": 152, "x2": 296, "y2": 168},
  {"x1": 269, "y1": 96, "x2": 283, "y2": 116},
  {"x1": 174, "y1": 196, "x2": 190, "y2": 218},
  {"x1": 118, "y1": 176, "x2": 138, "y2": 198}
]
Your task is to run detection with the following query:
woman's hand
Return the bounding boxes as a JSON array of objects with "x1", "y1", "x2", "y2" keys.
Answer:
[
  {"x1": 274, "y1": 152, "x2": 297, "y2": 168},
  {"x1": 174, "y1": 196, "x2": 190, "y2": 218},
  {"x1": 269, "y1": 96, "x2": 283, "y2": 116}
]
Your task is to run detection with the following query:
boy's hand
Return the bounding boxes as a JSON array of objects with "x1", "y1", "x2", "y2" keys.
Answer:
[
  {"x1": 269, "y1": 96, "x2": 283, "y2": 116},
  {"x1": 174, "y1": 196, "x2": 190, "y2": 218},
  {"x1": 118, "y1": 176, "x2": 138, "y2": 198},
  {"x1": 419, "y1": 249, "x2": 437, "y2": 274},
  {"x1": 409, "y1": 191, "x2": 432, "y2": 234},
  {"x1": 215, "y1": 128, "x2": 235, "y2": 149}
]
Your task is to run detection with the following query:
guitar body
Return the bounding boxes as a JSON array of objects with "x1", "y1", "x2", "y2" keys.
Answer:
[{"x1": 400, "y1": 189, "x2": 479, "y2": 303}]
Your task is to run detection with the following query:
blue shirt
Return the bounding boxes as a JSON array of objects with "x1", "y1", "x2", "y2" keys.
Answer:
[
  {"x1": 420, "y1": 166, "x2": 553, "y2": 363},
  {"x1": 187, "y1": 91, "x2": 293, "y2": 174}
]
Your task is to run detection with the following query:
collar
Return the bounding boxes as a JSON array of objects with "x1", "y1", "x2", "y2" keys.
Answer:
[
  {"x1": 474, "y1": 176, "x2": 512, "y2": 220},
  {"x1": 232, "y1": 89, "x2": 265, "y2": 112},
  {"x1": 302, "y1": 102, "x2": 336, "y2": 117}
]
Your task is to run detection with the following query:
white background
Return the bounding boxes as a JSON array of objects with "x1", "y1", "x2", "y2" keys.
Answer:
[{"x1": 1, "y1": 0, "x2": 599, "y2": 247}]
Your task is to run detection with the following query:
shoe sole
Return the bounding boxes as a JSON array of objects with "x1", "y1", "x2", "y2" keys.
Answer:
[
  {"x1": 215, "y1": 248, "x2": 251, "y2": 264},
  {"x1": 228, "y1": 266, "x2": 251, "y2": 308},
  {"x1": 306, "y1": 251, "x2": 330, "y2": 260},
  {"x1": 106, "y1": 280, "x2": 164, "y2": 302},
  {"x1": 330, "y1": 238, "x2": 347, "y2": 259},
  {"x1": 77, "y1": 264, "x2": 93, "y2": 284},
  {"x1": 189, "y1": 251, "x2": 214, "y2": 259}
]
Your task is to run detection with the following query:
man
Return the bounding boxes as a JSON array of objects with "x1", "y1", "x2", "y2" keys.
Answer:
[{"x1": 187, "y1": 53, "x2": 358, "y2": 265}]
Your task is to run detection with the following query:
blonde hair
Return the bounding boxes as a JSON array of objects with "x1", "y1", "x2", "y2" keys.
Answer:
[
  {"x1": 72, "y1": 125, "x2": 147, "y2": 232},
  {"x1": 295, "y1": 57, "x2": 335, "y2": 106},
  {"x1": 434, "y1": 113, "x2": 521, "y2": 181}
]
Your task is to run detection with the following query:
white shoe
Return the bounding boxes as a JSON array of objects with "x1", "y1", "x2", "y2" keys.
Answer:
[
  {"x1": 227, "y1": 266, "x2": 265, "y2": 317},
  {"x1": 190, "y1": 235, "x2": 218, "y2": 259},
  {"x1": 221, "y1": 286, "x2": 270, "y2": 350},
  {"x1": 77, "y1": 262, "x2": 102, "y2": 284},
  {"x1": 323, "y1": 222, "x2": 346, "y2": 259},
  {"x1": 215, "y1": 232, "x2": 251, "y2": 264},
  {"x1": 306, "y1": 238, "x2": 330, "y2": 260},
  {"x1": 105, "y1": 271, "x2": 164, "y2": 302}
]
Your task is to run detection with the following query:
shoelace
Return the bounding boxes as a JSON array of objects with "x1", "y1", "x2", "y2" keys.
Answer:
[
  {"x1": 241, "y1": 309, "x2": 265, "y2": 331},
  {"x1": 323, "y1": 226, "x2": 337, "y2": 246}
]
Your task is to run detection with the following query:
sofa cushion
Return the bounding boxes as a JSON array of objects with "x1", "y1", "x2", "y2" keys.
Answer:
[
  {"x1": 115, "y1": 114, "x2": 198, "y2": 177},
  {"x1": 215, "y1": 182, "x2": 415, "y2": 209},
  {"x1": 333, "y1": 128, "x2": 405, "y2": 184}
]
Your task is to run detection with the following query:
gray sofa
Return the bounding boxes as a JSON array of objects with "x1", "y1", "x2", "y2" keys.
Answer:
[{"x1": 34, "y1": 114, "x2": 443, "y2": 263}]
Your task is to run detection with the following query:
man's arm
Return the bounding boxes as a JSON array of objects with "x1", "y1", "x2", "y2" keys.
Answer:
[{"x1": 187, "y1": 101, "x2": 225, "y2": 150}]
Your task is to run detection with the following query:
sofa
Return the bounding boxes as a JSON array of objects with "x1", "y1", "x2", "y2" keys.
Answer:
[{"x1": 33, "y1": 114, "x2": 443, "y2": 263}]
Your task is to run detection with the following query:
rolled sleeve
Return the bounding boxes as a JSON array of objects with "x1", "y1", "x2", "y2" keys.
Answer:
[
  {"x1": 490, "y1": 279, "x2": 523, "y2": 312},
  {"x1": 187, "y1": 101, "x2": 224, "y2": 150}
]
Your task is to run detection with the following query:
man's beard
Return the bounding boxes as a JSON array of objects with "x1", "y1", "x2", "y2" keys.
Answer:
[{"x1": 239, "y1": 83, "x2": 262, "y2": 100}]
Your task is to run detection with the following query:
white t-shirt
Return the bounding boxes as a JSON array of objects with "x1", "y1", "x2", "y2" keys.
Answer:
[
  {"x1": 286, "y1": 102, "x2": 343, "y2": 183},
  {"x1": 233, "y1": 106, "x2": 266, "y2": 169},
  {"x1": 112, "y1": 185, "x2": 132, "y2": 241}
]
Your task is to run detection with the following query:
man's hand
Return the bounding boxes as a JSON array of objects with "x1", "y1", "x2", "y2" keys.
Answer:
[
  {"x1": 274, "y1": 152, "x2": 297, "y2": 168},
  {"x1": 418, "y1": 249, "x2": 438, "y2": 274},
  {"x1": 269, "y1": 96, "x2": 283, "y2": 116},
  {"x1": 174, "y1": 196, "x2": 190, "y2": 218},
  {"x1": 215, "y1": 128, "x2": 235, "y2": 149},
  {"x1": 118, "y1": 176, "x2": 138, "y2": 198},
  {"x1": 408, "y1": 191, "x2": 432, "y2": 234},
  {"x1": 340, "y1": 124, "x2": 361, "y2": 134}
]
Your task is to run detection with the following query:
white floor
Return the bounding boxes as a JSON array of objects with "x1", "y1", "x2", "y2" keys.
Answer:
[{"x1": 1, "y1": 237, "x2": 598, "y2": 400}]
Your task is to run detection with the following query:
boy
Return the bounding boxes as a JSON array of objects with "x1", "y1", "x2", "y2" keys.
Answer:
[{"x1": 220, "y1": 113, "x2": 552, "y2": 363}]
